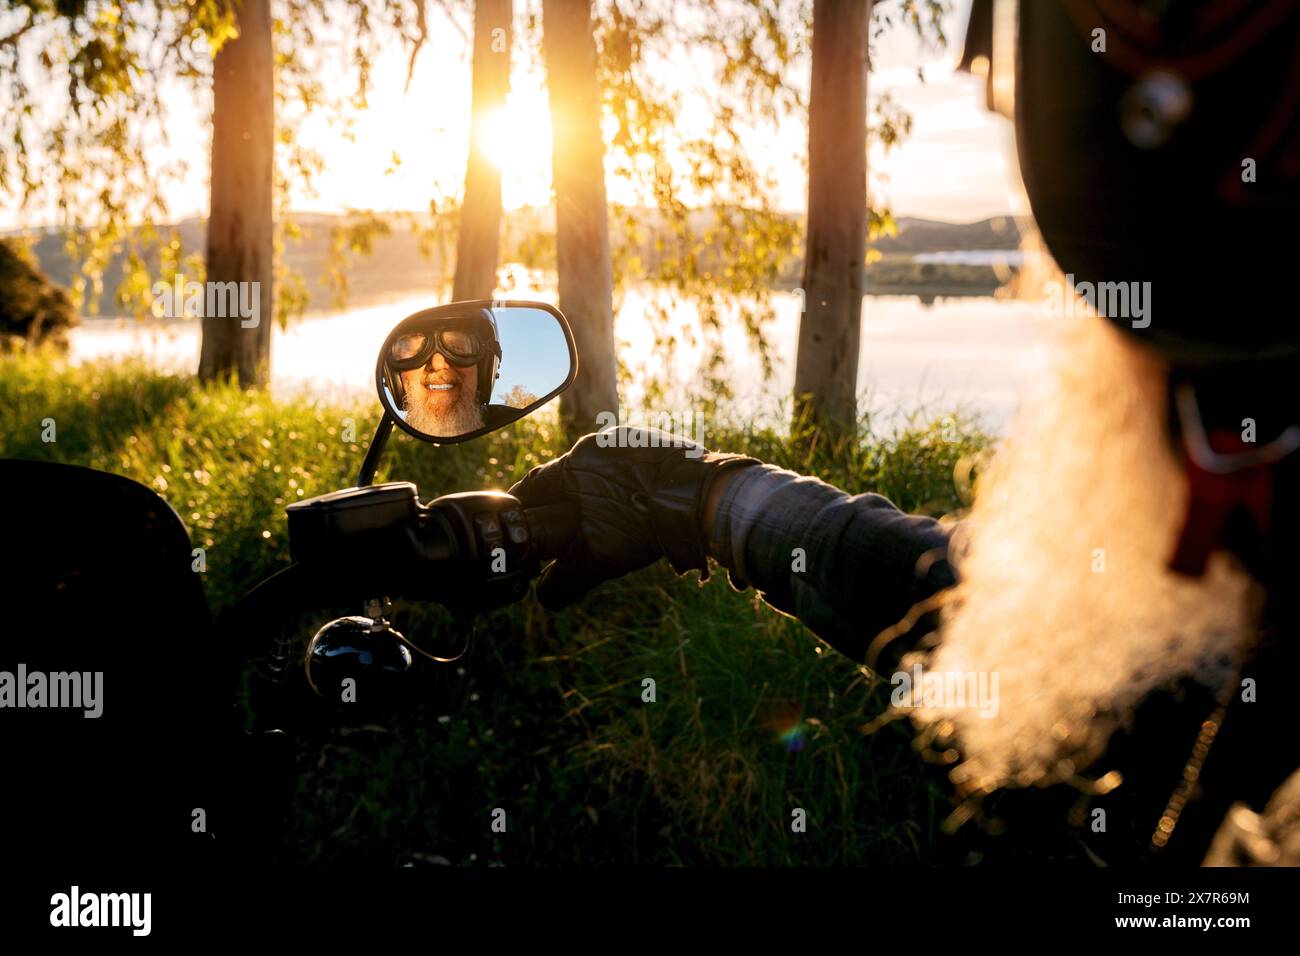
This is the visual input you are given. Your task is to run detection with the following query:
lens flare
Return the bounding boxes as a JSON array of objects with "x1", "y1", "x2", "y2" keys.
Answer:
[
  {"x1": 776, "y1": 722, "x2": 807, "y2": 753},
  {"x1": 761, "y1": 702, "x2": 808, "y2": 753}
]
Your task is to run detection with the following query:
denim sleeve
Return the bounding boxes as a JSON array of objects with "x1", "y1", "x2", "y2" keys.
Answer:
[{"x1": 710, "y1": 464, "x2": 958, "y2": 670}]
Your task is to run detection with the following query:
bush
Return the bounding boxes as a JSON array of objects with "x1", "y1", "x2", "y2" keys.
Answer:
[{"x1": 0, "y1": 238, "x2": 78, "y2": 352}]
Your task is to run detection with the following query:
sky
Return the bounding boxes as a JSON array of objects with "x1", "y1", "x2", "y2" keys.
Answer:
[
  {"x1": 282, "y1": 0, "x2": 1025, "y2": 222},
  {"x1": 867, "y1": 1, "x2": 1026, "y2": 221},
  {"x1": 4, "y1": 0, "x2": 1025, "y2": 230}
]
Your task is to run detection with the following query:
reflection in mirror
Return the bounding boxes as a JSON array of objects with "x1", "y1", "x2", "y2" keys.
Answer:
[{"x1": 378, "y1": 302, "x2": 575, "y2": 442}]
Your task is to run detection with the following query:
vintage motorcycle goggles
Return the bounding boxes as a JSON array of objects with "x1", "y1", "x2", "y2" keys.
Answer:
[{"x1": 387, "y1": 322, "x2": 494, "y2": 371}]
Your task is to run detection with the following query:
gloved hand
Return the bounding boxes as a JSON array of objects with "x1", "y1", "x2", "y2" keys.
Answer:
[{"x1": 509, "y1": 426, "x2": 760, "y2": 609}]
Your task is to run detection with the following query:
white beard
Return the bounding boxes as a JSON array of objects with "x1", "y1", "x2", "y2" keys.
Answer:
[
  {"x1": 404, "y1": 381, "x2": 484, "y2": 437},
  {"x1": 906, "y1": 315, "x2": 1262, "y2": 797}
]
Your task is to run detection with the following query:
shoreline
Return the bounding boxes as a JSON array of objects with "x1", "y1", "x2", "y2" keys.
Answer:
[{"x1": 75, "y1": 283, "x2": 1013, "y2": 323}]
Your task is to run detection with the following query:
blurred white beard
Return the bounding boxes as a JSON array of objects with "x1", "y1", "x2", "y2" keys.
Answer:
[
  {"x1": 405, "y1": 381, "x2": 484, "y2": 436},
  {"x1": 908, "y1": 315, "x2": 1262, "y2": 797}
]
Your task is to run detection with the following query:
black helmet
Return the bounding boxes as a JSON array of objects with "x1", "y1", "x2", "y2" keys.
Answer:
[
  {"x1": 962, "y1": 0, "x2": 1300, "y2": 364},
  {"x1": 382, "y1": 305, "x2": 502, "y2": 411}
]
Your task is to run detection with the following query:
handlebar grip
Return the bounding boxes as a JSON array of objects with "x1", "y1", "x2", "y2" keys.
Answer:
[{"x1": 524, "y1": 503, "x2": 578, "y2": 562}]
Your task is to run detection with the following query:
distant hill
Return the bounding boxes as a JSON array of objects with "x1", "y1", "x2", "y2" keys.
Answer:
[
  {"x1": 873, "y1": 216, "x2": 1027, "y2": 254},
  {"x1": 12, "y1": 214, "x2": 452, "y2": 317},
  {"x1": 5, "y1": 210, "x2": 1027, "y2": 316}
]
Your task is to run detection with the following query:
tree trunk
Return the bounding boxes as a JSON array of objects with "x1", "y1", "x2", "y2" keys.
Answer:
[
  {"x1": 792, "y1": 0, "x2": 870, "y2": 434},
  {"x1": 200, "y1": 0, "x2": 275, "y2": 387},
  {"x1": 453, "y1": 0, "x2": 512, "y2": 302},
  {"x1": 542, "y1": 0, "x2": 617, "y2": 438}
]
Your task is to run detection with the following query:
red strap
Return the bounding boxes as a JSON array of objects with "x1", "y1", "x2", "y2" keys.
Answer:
[{"x1": 1169, "y1": 428, "x2": 1275, "y2": 576}]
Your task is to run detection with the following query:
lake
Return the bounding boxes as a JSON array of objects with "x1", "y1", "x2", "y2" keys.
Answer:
[{"x1": 69, "y1": 289, "x2": 1053, "y2": 436}]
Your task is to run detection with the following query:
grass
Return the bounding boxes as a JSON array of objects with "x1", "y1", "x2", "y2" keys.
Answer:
[{"x1": 0, "y1": 350, "x2": 992, "y2": 865}]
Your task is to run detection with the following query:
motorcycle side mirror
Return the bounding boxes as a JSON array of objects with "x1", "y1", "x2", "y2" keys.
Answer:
[
  {"x1": 379, "y1": 300, "x2": 576, "y2": 443},
  {"x1": 356, "y1": 300, "x2": 578, "y2": 485}
]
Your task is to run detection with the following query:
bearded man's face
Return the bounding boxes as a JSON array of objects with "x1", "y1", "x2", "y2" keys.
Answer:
[{"x1": 401, "y1": 353, "x2": 485, "y2": 436}]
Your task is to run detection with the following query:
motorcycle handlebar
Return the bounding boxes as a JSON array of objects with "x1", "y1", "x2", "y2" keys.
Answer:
[
  {"x1": 229, "y1": 493, "x2": 579, "y2": 654},
  {"x1": 225, "y1": 491, "x2": 582, "y2": 734}
]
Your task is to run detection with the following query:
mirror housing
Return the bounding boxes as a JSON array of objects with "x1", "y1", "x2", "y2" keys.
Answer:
[{"x1": 375, "y1": 299, "x2": 578, "y2": 444}]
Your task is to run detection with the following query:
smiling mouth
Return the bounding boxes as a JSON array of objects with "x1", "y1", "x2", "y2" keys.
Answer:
[{"x1": 424, "y1": 382, "x2": 456, "y2": 391}]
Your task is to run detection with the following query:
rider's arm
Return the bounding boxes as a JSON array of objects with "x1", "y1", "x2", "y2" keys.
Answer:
[{"x1": 704, "y1": 464, "x2": 958, "y2": 669}]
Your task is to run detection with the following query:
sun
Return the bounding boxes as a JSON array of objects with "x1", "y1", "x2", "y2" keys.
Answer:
[
  {"x1": 477, "y1": 86, "x2": 555, "y2": 210},
  {"x1": 478, "y1": 106, "x2": 516, "y2": 170}
]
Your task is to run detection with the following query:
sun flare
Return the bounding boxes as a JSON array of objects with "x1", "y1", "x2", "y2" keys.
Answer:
[{"x1": 477, "y1": 89, "x2": 554, "y2": 209}]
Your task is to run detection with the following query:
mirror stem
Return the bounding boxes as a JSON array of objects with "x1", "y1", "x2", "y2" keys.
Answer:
[{"x1": 356, "y1": 413, "x2": 396, "y2": 487}]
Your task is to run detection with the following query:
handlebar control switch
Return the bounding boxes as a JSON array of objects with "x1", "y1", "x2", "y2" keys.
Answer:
[
  {"x1": 424, "y1": 491, "x2": 540, "y2": 613},
  {"x1": 499, "y1": 508, "x2": 531, "y2": 546}
]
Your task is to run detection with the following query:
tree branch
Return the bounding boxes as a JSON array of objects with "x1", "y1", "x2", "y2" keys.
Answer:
[{"x1": 404, "y1": 0, "x2": 470, "y2": 93}]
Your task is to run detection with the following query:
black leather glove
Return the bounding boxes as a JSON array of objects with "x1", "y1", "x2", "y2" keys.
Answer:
[{"x1": 508, "y1": 426, "x2": 761, "y2": 609}]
